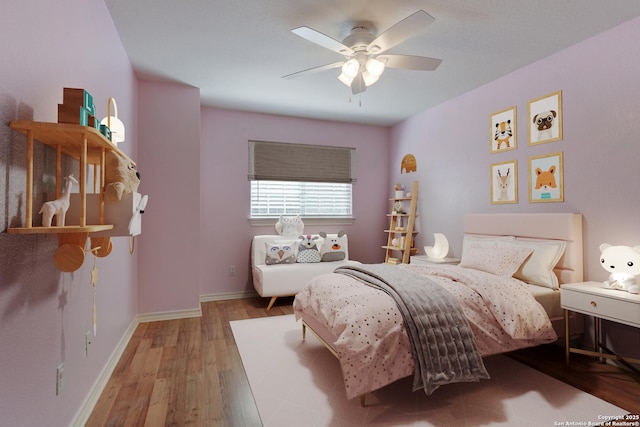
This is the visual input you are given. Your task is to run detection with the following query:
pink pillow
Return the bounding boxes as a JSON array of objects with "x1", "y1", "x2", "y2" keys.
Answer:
[{"x1": 459, "y1": 240, "x2": 532, "y2": 277}]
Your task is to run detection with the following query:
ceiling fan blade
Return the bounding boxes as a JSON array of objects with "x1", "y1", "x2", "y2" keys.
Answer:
[
  {"x1": 381, "y1": 54, "x2": 442, "y2": 71},
  {"x1": 282, "y1": 61, "x2": 344, "y2": 79},
  {"x1": 291, "y1": 26, "x2": 354, "y2": 55},
  {"x1": 367, "y1": 10, "x2": 435, "y2": 54},
  {"x1": 351, "y1": 73, "x2": 366, "y2": 95}
]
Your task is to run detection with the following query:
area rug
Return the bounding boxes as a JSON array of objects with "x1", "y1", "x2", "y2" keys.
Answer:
[{"x1": 231, "y1": 315, "x2": 627, "y2": 427}]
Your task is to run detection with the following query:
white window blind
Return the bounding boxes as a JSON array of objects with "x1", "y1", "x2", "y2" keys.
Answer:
[
  {"x1": 248, "y1": 140, "x2": 355, "y2": 218},
  {"x1": 250, "y1": 180, "x2": 352, "y2": 218}
]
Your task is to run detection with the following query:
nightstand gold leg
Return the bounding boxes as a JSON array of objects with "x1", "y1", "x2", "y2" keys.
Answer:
[
  {"x1": 564, "y1": 309, "x2": 570, "y2": 367},
  {"x1": 595, "y1": 317, "x2": 604, "y2": 363}
]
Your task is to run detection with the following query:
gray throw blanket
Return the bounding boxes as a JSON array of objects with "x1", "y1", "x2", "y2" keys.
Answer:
[{"x1": 334, "y1": 264, "x2": 489, "y2": 395}]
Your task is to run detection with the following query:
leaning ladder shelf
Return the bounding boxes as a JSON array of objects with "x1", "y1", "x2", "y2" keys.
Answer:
[
  {"x1": 7, "y1": 120, "x2": 136, "y2": 272},
  {"x1": 383, "y1": 181, "x2": 419, "y2": 264}
]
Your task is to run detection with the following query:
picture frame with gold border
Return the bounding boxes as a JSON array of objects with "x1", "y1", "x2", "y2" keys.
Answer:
[
  {"x1": 490, "y1": 159, "x2": 518, "y2": 204},
  {"x1": 528, "y1": 152, "x2": 564, "y2": 203},
  {"x1": 528, "y1": 90, "x2": 562, "y2": 145},
  {"x1": 490, "y1": 106, "x2": 517, "y2": 153}
]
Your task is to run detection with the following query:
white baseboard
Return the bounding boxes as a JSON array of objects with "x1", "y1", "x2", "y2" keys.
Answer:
[
  {"x1": 200, "y1": 291, "x2": 258, "y2": 302},
  {"x1": 72, "y1": 317, "x2": 139, "y2": 427},
  {"x1": 137, "y1": 307, "x2": 203, "y2": 323}
]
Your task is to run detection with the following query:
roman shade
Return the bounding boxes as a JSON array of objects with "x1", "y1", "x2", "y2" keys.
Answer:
[{"x1": 248, "y1": 140, "x2": 356, "y2": 183}]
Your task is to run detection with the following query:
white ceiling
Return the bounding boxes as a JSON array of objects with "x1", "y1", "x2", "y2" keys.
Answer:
[{"x1": 105, "y1": 0, "x2": 640, "y2": 126}]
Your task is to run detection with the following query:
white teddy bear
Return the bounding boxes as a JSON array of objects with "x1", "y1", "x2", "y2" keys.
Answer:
[{"x1": 599, "y1": 243, "x2": 640, "y2": 294}]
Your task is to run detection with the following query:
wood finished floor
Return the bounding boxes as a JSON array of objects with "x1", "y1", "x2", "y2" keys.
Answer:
[{"x1": 87, "y1": 296, "x2": 640, "y2": 426}]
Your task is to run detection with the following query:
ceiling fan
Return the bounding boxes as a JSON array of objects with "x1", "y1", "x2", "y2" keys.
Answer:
[{"x1": 283, "y1": 10, "x2": 442, "y2": 95}]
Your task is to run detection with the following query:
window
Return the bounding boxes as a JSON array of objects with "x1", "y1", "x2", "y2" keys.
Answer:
[
  {"x1": 250, "y1": 180, "x2": 352, "y2": 218},
  {"x1": 248, "y1": 140, "x2": 356, "y2": 220}
]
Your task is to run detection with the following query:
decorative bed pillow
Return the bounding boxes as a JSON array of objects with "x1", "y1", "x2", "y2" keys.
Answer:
[
  {"x1": 508, "y1": 239, "x2": 567, "y2": 289},
  {"x1": 461, "y1": 235, "x2": 515, "y2": 260},
  {"x1": 459, "y1": 240, "x2": 532, "y2": 277},
  {"x1": 297, "y1": 235, "x2": 321, "y2": 263},
  {"x1": 275, "y1": 215, "x2": 304, "y2": 237},
  {"x1": 264, "y1": 241, "x2": 297, "y2": 265},
  {"x1": 319, "y1": 231, "x2": 347, "y2": 262}
]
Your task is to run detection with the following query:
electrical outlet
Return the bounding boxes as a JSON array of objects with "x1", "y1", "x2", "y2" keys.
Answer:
[
  {"x1": 85, "y1": 331, "x2": 92, "y2": 357},
  {"x1": 56, "y1": 363, "x2": 65, "y2": 395},
  {"x1": 229, "y1": 265, "x2": 236, "y2": 276}
]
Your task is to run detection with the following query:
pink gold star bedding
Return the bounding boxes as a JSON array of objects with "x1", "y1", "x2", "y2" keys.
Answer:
[{"x1": 293, "y1": 263, "x2": 557, "y2": 399}]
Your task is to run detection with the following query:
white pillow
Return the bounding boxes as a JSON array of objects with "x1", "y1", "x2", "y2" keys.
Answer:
[
  {"x1": 296, "y1": 235, "x2": 321, "y2": 263},
  {"x1": 275, "y1": 215, "x2": 304, "y2": 236},
  {"x1": 319, "y1": 232, "x2": 348, "y2": 262},
  {"x1": 507, "y1": 239, "x2": 567, "y2": 289},
  {"x1": 461, "y1": 235, "x2": 515, "y2": 260},
  {"x1": 459, "y1": 240, "x2": 532, "y2": 277},
  {"x1": 264, "y1": 241, "x2": 298, "y2": 265}
]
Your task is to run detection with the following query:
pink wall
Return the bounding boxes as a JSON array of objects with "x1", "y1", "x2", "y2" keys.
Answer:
[
  {"x1": 136, "y1": 80, "x2": 202, "y2": 314},
  {"x1": 0, "y1": 0, "x2": 138, "y2": 425},
  {"x1": 390, "y1": 17, "x2": 640, "y2": 355},
  {"x1": 199, "y1": 108, "x2": 390, "y2": 296}
]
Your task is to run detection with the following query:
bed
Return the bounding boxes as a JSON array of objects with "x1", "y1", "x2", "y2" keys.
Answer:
[{"x1": 293, "y1": 213, "x2": 583, "y2": 401}]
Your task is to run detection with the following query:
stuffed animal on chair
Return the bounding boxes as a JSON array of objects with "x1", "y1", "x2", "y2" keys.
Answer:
[
  {"x1": 275, "y1": 215, "x2": 304, "y2": 237},
  {"x1": 599, "y1": 243, "x2": 640, "y2": 294},
  {"x1": 319, "y1": 231, "x2": 347, "y2": 262},
  {"x1": 104, "y1": 151, "x2": 140, "y2": 203},
  {"x1": 297, "y1": 235, "x2": 321, "y2": 263}
]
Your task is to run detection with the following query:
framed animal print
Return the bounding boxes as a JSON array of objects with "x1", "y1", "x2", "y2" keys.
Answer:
[
  {"x1": 528, "y1": 152, "x2": 564, "y2": 203},
  {"x1": 490, "y1": 106, "x2": 516, "y2": 153},
  {"x1": 490, "y1": 160, "x2": 518, "y2": 204},
  {"x1": 528, "y1": 90, "x2": 562, "y2": 145}
]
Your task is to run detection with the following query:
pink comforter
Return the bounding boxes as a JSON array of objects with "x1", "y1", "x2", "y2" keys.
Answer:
[{"x1": 293, "y1": 263, "x2": 557, "y2": 399}]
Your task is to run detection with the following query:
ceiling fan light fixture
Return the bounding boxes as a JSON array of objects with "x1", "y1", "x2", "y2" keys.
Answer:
[
  {"x1": 365, "y1": 57, "x2": 385, "y2": 77},
  {"x1": 342, "y1": 58, "x2": 360, "y2": 78},
  {"x1": 362, "y1": 71, "x2": 380, "y2": 86},
  {"x1": 338, "y1": 72, "x2": 354, "y2": 86},
  {"x1": 286, "y1": 10, "x2": 442, "y2": 94}
]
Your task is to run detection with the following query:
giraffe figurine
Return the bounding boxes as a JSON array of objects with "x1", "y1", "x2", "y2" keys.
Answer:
[{"x1": 39, "y1": 174, "x2": 78, "y2": 226}]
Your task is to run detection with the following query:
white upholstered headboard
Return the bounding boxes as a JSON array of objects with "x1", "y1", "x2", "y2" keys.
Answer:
[{"x1": 464, "y1": 213, "x2": 583, "y2": 285}]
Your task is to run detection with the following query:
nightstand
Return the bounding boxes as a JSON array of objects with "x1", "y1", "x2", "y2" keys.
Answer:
[
  {"x1": 410, "y1": 255, "x2": 460, "y2": 265},
  {"x1": 561, "y1": 281, "x2": 640, "y2": 367}
]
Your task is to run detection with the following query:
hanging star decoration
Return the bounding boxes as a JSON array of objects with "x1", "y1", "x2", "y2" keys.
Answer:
[
  {"x1": 91, "y1": 259, "x2": 98, "y2": 285},
  {"x1": 91, "y1": 255, "x2": 98, "y2": 335}
]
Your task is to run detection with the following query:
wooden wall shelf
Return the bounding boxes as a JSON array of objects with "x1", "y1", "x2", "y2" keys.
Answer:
[
  {"x1": 9, "y1": 120, "x2": 134, "y2": 166},
  {"x1": 7, "y1": 225, "x2": 114, "y2": 235},
  {"x1": 8, "y1": 120, "x2": 134, "y2": 271}
]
